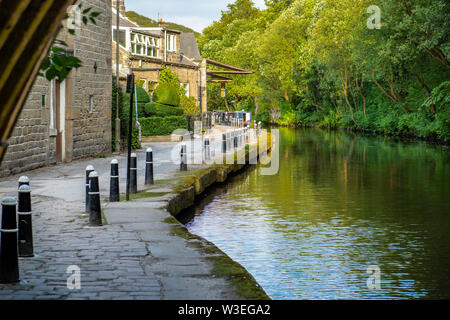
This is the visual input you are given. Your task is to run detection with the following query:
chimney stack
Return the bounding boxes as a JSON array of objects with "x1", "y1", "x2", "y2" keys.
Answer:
[{"x1": 112, "y1": 0, "x2": 126, "y2": 13}]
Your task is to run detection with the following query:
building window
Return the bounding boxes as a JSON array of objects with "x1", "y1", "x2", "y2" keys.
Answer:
[
  {"x1": 166, "y1": 34, "x2": 176, "y2": 52},
  {"x1": 181, "y1": 83, "x2": 189, "y2": 97},
  {"x1": 113, "y1": 29, "x2": 126, "y2": 47},
  {"x1": 131, "y1": 32, "x2": 159, "y2": 58},
  {"x1": 41, "y1": 94, "x2": 46, "y2": 108}
]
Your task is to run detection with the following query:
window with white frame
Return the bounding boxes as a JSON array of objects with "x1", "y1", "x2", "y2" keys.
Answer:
[
  {"x1": 181, "y1": 83, "x2": 189, "y2": 97},
  {"x1": 166, "y1": 34, "x2": 176, "y2": 52},
  {"x1": 131, "y1": 32, "x2": 159, "y2": 58},
  {"x1": 113, "y1": 29, "x2": 126, "y2": 47}
]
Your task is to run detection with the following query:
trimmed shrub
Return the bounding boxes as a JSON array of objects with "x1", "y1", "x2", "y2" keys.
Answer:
[
  {"x1": 139, "y1": 116, "x2": 188, "y2": 136},
  {"x1": 111, "y1": 83, "x2": 141, "y2": 151},
  {"x1": 144, "y1": 102, "x2": 184, "y2": 117},
  {"x1": 180, "y1": 95, "x2": 200, "y2": 115},
  {"x1": 153, "y1": 83, "x2": 180, "y2": 107},
  {"x1": 135, "y1": 85, "x2": 150, "y2": 104}
]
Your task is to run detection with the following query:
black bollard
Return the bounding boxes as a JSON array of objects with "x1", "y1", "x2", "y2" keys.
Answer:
[
  {"x1": 18, "y1": 185, "x2": 34, "y2": 257},
  {"x1": 130, "y1": 153, "x2": 138, "y2": 194},
  {"x1": 222, "y1": 133, "x2": 227, "y2": 162},
  {"x1": 180, "y1": 143, "x2": 187, "y2": 171},
  {"x1": 0, "y1": 196, "x2": 20, "y2": 283},
  {"x1": 109, "y1": 159, "x2": 120, "y2": 202},
  {"x1": 204, "y1": 137, "x2": 210, "y2": 162},
  {"x1": 145, "y1": 148, "x2": 154, "y2": 185},
  {"x1": 85, "y1": 165, "x2": 95, "y2": 213},
  {"x1": 18, "y1": 176, "x2": 29, "y2": 188},
  {"x1": 88, "y1": 171, "x2": 102, "y2": 227}
]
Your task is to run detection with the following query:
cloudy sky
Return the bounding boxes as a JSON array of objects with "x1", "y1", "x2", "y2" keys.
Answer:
[{"x1": 125, "y1": 0, "x2": 266, "y2": 33}]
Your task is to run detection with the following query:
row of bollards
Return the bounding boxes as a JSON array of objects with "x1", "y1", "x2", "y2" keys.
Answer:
[
  {"x1": 85, "y1": 148, "x2": 156, "y2": 224},
  {"x1": 0, "y1": 176, "x2": 34, "y2": 284}
]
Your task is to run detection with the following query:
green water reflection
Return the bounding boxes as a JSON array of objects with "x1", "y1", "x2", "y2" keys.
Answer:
[{"x1": 182, "y1": 128, "x2": 450, "y2": 299}]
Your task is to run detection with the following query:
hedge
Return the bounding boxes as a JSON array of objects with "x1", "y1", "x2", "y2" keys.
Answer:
[
  {"x1": 144, "y1": 102, "x2": 184, "y2": 117},
  {"x1": 152, "y1": 83, "x2": 180, "y2": 107},
  {"x1": 135, "y1": 85, "x2": 150, "y2": 104},
  {"x1": 139, "y1": 116, "x2": 188, "y2": 136}
]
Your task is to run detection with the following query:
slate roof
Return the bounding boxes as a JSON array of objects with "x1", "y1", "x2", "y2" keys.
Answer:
[
  {"x1": 180, "y1": 33, "x2": 201, "y2": 60},
  {"x1": 112, "y1": 11, "x2": 139, "y2": 28},
  {"x1": 130, "y1": 28, "x2": 161, "y2": 37}
]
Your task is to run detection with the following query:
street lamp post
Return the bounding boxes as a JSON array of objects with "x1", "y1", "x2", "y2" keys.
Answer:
[
  {"x1": 115, "y1": 3, "x2": 121, "y2": 153},
  {"x1": 125, "y1": 73, "x2": 135, "y2": 201}
]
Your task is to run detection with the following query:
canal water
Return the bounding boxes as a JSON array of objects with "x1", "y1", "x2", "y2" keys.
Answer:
[{"x1": 179, "y1": 128, "x2": 450, "y2": 299}]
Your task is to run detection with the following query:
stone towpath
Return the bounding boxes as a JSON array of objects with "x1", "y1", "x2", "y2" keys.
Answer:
[{"x1": 0, "y1": 132, "x2": 251, "y2": 300}]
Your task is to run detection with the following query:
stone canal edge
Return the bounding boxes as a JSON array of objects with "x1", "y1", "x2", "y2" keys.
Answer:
[
  {"x1": 0, "y1": 133, "x2": 272, "y2": 300},
  {"x1": 105, "y1": 135, "x2": 273, "y2": 300}
]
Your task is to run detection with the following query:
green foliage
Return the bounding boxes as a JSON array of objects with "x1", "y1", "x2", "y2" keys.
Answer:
[
  {"x1": 159, "y1": 66, "x2": 182, "y2": 90},
  {"x1": 139, "y1": 116, "x2": 188, "y2": 136},
  {"x1": 180, "y1": 96, "x2": 200, "y2": 115},
  {"x1": 254, "y1": 110, "x2": 270, "y2": 124},
  {"x1": 144, "y1": 102, "x2": 184, "y2": 117},
  {"x1": 153, "y1": 83, "x2": 181, "y2": 107},
  {"x1": 111, "y1": 82, "x2": 141, "y2": 151},
  {"x1": 135, "y1": 79, "x2": 145, "y2": 88},
  {"x1": 40, "y1": 4, "x2": 100, "y2": 82},
  {"x1": 135, "y1": 85, "x2": 150, "y2": 103},
  {"x1": 40, "y1": 47, "x2": 82, "y2": 82},
  {"x1": 199, "y1": 0, "x2": 450, "y2": 142},
  {"x1": 125, "y1": 11, "x2": 200, "y2": 36}
]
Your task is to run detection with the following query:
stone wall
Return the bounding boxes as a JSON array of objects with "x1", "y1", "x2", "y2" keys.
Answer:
[
  {"x1": 0, "y1": 78, "x2": 54, "y2": 177},
  {"x1": 0, "y1": 0, "x2": 112, "y2": 178},
  {"x1": 71, "y1": 0, "x2": 112, "y2": 160}
]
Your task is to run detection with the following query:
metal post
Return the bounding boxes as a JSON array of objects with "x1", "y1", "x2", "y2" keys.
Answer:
[
  {"x1": 145, "y1": 148, "x2": 154, "y2": 185},
  {"x1": 126, "y1": 73, "x2": 135, "y2": 201},
  {"x1": 204, "y1": 137, "x2": 210, "y2": 162},
  {"x1": 115, "y1": 0, "x2": 121, "y2": 153},
  {"x1": 18, "y1": 185, "x2": 33, "y2": 257},
  {"x1": 18, "y1": 176, "x2": 29, "y2": 188},
  {"x1": 180, "y1": 143, "x2": 187, "y2": 171},
  {"x1": 222, "y1": 133, "x2": 227, "y2": 163},
  {"x1": 130, "y1": 153, "x2": 137, "y2": 194},
  {"x1": 0, "y1": 196, "x2": 19, "y2": 283},
  {"x1": 88, "y1": 171, "x2": 102, "y2": 227},
  {"x1": 85, "y1": 165, "x2": 94, "y2": 213},
  {"x1": 110, "y1": 159, "x2": 120, "y2": 202}
]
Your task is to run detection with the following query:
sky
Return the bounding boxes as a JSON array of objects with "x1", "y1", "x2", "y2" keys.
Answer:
[{"x1": 125, "y1": 0, "x2": 267, "y2": 33}]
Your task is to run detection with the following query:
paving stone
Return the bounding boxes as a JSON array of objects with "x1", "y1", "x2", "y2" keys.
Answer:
[{"x1": 0, "y1": 140, "x2": 250, "y2": 300}]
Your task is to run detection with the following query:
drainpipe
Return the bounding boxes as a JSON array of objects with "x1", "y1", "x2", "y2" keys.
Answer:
[
  {"x1": 164, "y1": 29, "x2": 167, "y2": 62},
  {"x1": 115, "y1": 6, "x2": 121, "y2": 152},
  {"x1": 134, "y1": 84, "x2": 142, "y2": 142}
]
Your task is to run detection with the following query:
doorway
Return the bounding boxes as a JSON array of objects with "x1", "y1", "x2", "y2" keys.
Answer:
[{"x1": 54, "y1": 80, "x2": 66, "y2": 162}]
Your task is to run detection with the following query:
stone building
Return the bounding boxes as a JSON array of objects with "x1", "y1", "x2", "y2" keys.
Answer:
[
  {"x1": 112, "y1": 2, "x2": 205, "y2": 110},
  {"x1": 111, "y1": 0, "x2": 252, "y2": 114},
  {"x1": 0, "y1": 0, "x2": 112, "y2": 177}
]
